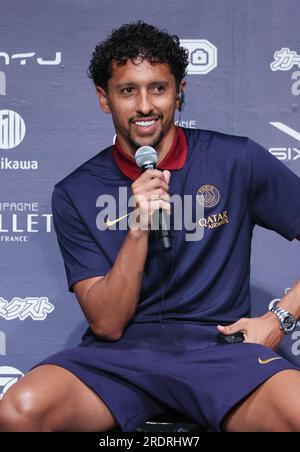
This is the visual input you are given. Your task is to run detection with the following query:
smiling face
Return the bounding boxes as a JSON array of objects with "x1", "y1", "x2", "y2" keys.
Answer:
[{"x1": 96, "y1": 57, "x2": 186, "y2": 160}]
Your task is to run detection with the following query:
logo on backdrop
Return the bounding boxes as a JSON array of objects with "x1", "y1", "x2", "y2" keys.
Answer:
[
  {"x1": 0, "y1": 51, "x2": 62, "y2": 98},
  {"x1": 0, "y1": 366, "x2": 24, "y2": 399},
  {"x1": 0, "y1": 110, "x2": 26, "y2": 149},
  {"x1": 0, "y1": 51, "x2": 62, "y2": 171},
  {"x1": 0, "y1": 71, "x2": 5, "y2": 95},
  {"x1": 0, "y1": 51, "x2": 61, "y2": 66},
  {"x1": 0, "y1": 110, "x2": 38, "y2": 170},
  {"x1": 268, "y1": 288, "x2": 291, "y2": 311},
  {"x1": 180, "y1": 39, "x2": 218, "y2": 74},
  {"x1": 0, "y1": 331, "x2": 6, "y2": 356},
  {"x1": 175, "y1": 120, "x2": 197, "y2": 129},
  {"x1": 291, "y1": 330, "x2": 300, "y2": 357},
  {"x1": 271, "y1": 48, "x2": 300, "y2": 71},
  {"x1": 269, "y1": 122, "x2": 300, "y2": 162},
  {"x1": 0, "y1": 202, "x2": 52, "y2": 243},
  {"x1": 270, "y1": 48, "x2": 300, "y2": 96},
  {"x1": 0, "y1": 297, "x2": 54, "y2": 321}
]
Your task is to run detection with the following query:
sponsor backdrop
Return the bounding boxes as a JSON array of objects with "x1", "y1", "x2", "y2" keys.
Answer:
[{"x1": 1, "y1": 0, "x2": 300, "y2": 397}]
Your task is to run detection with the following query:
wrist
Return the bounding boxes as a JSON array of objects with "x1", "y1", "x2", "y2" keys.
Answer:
[
  {"x1": 262, "y1": 311, "x2": 285, "y2": 340},
  {"x1": 263, "y1": 310, "x2": 282, "y2": 327},
  {"x1": 268, "y1": 305, "x2": 297, "y2": 335},
  {"x1": 128, "y1": 227, "x2": 150, "y2": 240}
]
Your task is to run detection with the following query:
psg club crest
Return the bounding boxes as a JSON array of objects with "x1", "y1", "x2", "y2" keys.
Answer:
[{"x1": 197, "y1": 184, "x2": 220, "y2": 208}]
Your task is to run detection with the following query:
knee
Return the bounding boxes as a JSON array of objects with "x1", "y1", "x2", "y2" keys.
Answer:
[
  {"x1": 267, "y1": 400, "x2": 300, "y2": 432},
  {"x1": 0, "y1": 389, "x2": 41, "y2": 432},
  {"x1": 286, "y1": 412, "x2": 300, "y2": 432},
  {"x1": 274, "y1": 395, "x2": 300, "y2": 432}
]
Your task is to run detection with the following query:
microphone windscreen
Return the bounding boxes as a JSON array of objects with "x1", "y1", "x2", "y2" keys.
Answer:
[{"x1": 134, "y1": 146, "x2": 158, "y2": 169}]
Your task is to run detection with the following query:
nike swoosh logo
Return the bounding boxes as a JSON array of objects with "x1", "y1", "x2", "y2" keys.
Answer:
[
  {"x1": 106, "y1": 213, "x2": 132, "y2": 227},
  {"x1": 258, "y1": 357, "x2": 283, "y2": 365}
]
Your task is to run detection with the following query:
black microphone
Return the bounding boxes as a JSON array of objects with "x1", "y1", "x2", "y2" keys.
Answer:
[{"x1": 134, "y1": 145, "x2": 171, "y2": 251}]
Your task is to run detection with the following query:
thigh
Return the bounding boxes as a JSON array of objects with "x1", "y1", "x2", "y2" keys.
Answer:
[
  {"x1": 2, "y1": 364, "x2": 118, "y2": 432},
  {"x1": 223, "y1": 369, "x2": 300, "y2": 432}
]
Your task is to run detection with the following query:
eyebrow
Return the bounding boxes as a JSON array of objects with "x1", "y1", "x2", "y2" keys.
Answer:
[{"x1": 115, "y1": 80, "x2": 170, "y2": 89}]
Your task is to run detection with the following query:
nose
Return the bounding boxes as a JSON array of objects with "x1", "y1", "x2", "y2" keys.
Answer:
[{"x1": 136, "y1": 90, "x2": 153, "y2": 116}]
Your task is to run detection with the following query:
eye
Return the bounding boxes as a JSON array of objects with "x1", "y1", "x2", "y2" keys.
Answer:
[
  {"x1": 153, "y1": 85, "x2": 166, "y2": 93},
  {"x1": 121, "y1": 87, "x2": 135, "y2": 95}
]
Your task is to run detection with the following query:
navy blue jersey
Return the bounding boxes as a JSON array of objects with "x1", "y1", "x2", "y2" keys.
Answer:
[{"x1": 52, "y1": 127, "x2": 300, "y2": 326}]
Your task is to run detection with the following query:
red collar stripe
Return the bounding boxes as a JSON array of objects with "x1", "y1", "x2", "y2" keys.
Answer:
[{"x1": 112, "y1": 126, "x2": 187, "y2": 180}]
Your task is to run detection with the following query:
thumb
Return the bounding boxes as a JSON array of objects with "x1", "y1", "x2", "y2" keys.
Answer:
[
  {"x1": 217, "y1": 321, "x2": 244, "y2": 335},
  {"x1": 163, "y1": 170, "x2": 171, "y2": 184}
]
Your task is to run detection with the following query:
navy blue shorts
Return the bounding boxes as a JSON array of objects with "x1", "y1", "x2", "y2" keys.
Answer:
[{"x1": 34, "y1": 322, "x2": 299, "y2": 432}]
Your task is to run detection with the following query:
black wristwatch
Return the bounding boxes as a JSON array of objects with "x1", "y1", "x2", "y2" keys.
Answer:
[{"x1": 270, "y1": 305, "x2": 297, "y2": 335}]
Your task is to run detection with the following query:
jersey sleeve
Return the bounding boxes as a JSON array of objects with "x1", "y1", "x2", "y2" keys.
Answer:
[
  {"x1": 52, "y1": 186, "x2": 111, "y2": 292},
  {"x1": 245, "y1": 138, "x2": 300, "y2": 240}
]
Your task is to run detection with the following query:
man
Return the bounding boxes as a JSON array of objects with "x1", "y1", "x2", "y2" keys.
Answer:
[{"x1": 1, "y1": 20, "x2": 300, "y2": 432}]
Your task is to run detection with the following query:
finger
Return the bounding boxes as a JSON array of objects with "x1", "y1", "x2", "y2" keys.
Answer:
[
  {"x1": 144, "y1": 178, "x2": 169, "y2": 192},
  {"x1": 158, "y1": 192, "x2": 171, "y2": 203},
  {"x1": 149, "y1": 191, "x2": 170, "y2": 202},
  {"x1": 132, "y1": 170, "x2": 163, "y2": 190},
  {"x1": 150, "y1": 199, "x2": 171, "y2": 215},
  {"x1": 163, "y1": 170, "x2": 171, "y2": 184},
  {"x1": 144, "y1": 169, "x2": 166, "y2": 180},
  {"x1": 217, "y1": 320, "x2": 246, "y2": 335}
]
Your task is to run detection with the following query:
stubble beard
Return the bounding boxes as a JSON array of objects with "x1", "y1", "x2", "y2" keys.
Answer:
[
  {"x1": 127, "y1": 119, "x2": 164, "y2": 152},
  {"x1": 128, "y1": 130, "x2": 164, "y2": 152}
]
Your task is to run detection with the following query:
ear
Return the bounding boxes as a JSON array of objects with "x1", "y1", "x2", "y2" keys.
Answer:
[
  {"x1": 180, "y1": 79, "x2": 187, "y2": 94},
  {"x1": 176, "y1": 79, "x2": 187, "y2": 110},
  {"x1": 96, "y1": 86, "x2": 111, "y2": 114}
]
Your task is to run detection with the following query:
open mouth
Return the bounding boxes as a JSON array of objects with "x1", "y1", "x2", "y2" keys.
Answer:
[{"x1": 132, "y1": 118, "x2": 160, "y2": 132}]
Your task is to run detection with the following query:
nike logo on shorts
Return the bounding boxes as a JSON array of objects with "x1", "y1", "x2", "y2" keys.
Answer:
[{"x1": 258, "y1": 357, "x2": 283, "y2": 365}]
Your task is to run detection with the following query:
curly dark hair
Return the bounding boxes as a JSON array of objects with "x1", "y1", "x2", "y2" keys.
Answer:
[{"x1": 88, "y1": 21, "x2": 189, "y2": 91}]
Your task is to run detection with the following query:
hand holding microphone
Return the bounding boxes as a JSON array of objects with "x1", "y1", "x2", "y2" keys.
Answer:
[{"x1": 131, "y1": 146, "x2": 171, "y2": 250}]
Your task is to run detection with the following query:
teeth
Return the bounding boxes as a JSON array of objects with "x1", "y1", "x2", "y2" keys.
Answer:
[{"x1": 135, "y1": 120, "x2": 156, "y2": 127}]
